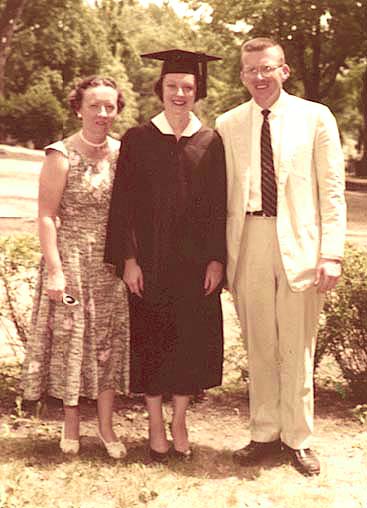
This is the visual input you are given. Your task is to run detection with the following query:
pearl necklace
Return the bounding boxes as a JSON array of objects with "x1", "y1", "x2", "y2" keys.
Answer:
[{"x1": 79, "y1": 131, "x2": 108, "y2": 148}]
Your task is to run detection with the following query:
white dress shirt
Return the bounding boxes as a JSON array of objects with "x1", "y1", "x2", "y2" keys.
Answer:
[{"x1": 247, "y1": 91, "x2": 285, "y2": 212}]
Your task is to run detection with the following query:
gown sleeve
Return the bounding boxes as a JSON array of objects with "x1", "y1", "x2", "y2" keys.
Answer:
[
  {"x1": 205, "y1": 130, "x2": 227, "y2": 266},
  {"x1": 104, "y1": 128, "x2": 138, "y2": 277}
]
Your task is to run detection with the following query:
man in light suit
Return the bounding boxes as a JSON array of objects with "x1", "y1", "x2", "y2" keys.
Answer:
[{"x1": 216, "y1": 37, "x2": 346, "y2": 476}]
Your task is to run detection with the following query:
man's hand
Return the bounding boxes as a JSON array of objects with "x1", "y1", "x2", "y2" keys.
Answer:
[{"x1": 314, "y1": 258, "x2": 342, "y2": 293}]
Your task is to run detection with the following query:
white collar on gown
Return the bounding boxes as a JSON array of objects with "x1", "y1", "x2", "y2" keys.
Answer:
[{"x1": 151, "y1": 111, "x2": 202, "y2": 137}]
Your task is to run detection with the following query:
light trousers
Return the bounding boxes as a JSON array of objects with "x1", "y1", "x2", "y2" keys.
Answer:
[{"x1": 233, "y1": 217, "x2": 324, "y2": 449}]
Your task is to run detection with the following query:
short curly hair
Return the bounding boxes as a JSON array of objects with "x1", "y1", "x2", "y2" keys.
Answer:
[{"x1": 68, "y1": 75, "x2": 125, "y2": 115}]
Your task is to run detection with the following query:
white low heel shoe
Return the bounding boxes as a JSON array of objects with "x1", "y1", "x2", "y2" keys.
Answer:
[
  {"x1": 97, "y1": 431, "x2": 127, "y2": 459},
  {"x1": 60, "y1": 424, "x2": 80, "y2": 455}
]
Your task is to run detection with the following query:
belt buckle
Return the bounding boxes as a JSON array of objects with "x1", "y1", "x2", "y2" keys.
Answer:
[{"x1": 247, "y1": 210, "x2": 266, "y2": 217}]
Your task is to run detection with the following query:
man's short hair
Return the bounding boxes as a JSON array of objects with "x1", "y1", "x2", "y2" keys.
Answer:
[{"x1": 240, "y1": 37, "x2": 285, "y2": 68}]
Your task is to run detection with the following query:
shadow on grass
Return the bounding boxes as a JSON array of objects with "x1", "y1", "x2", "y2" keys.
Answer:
[
  {"x1": 0, "y1": 431, "x2": 292, "y2": 482},
  {"x1": 314, "y1": 387, "x2": 360, "y2": 421},
  {"x1": 0, "y1": 371, "x2": 363, "y2": 487}
]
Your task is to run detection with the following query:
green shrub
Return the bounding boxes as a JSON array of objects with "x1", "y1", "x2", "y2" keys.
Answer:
[
  {"x1": 0, "y1": 234, "x2": 40, "y2": 344},
  {"x1": 1, "y1": 235, "x2": 367, "y2": 403},
  {"x1": 0, "y1": 234, "x2": 40, "y2": 272},
  {"x1": 317, "y1": 244, "x2": 367, "y2": 401},
  {"x1": 0, "y1": 84, "x2": 65, "y2": 148}
]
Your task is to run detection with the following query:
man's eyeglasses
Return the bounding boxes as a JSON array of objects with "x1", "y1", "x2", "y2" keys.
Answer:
[{"x1": 242, "y1": 64, "x2": 283, "y2": 77}]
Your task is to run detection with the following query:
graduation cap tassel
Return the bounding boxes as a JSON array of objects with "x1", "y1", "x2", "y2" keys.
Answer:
[{"x1": 201, "y1": 60, "x2": 208, "y2": 99}]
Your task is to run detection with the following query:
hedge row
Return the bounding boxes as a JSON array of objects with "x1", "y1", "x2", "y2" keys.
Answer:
[{"x1": 1, "y1": 234, "x2": 366, "y2": 401}]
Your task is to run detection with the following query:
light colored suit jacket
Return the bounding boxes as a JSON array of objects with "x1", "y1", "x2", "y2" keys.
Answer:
[{"x1": 216, "y1": 91, "x2": 346, "y2": 292}]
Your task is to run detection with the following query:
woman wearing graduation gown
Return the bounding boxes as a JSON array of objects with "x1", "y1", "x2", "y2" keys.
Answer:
[{"x1": 105, "y1": 49, "x2": 226, "y2": 461}]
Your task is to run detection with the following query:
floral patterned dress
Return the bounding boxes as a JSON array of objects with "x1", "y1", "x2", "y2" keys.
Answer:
[{"x1": 21, "y1": 137, "x2": 129, "y2": 405}]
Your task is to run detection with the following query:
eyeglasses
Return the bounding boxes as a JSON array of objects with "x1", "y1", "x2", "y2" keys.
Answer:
[
  {"x1": 62, "y1": 294, "x2": 79, "y2": 306},
  {"x1": 242, "y1": 64, "x2": 283, "y2": 77}
]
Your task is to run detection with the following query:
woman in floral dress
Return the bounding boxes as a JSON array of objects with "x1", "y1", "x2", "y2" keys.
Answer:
[{"x1": 21, "y1": 76, "x2": 129, "y2": 459}]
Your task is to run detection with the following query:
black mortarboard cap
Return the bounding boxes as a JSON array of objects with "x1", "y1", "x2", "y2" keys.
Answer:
[{"x1": 141, "y1": 48, "x2": 221, "y2": 99}]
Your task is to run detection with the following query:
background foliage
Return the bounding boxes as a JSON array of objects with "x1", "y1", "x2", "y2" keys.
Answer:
[
  {"x1": 0, "y1": 0, "x2": 366, "y2": 171},
  {"x1": 1, "y1": 234, "x2": 366, "y2": 402},
  {"x1": 317, "y1": 244, "x2": 367, "y2": 401},
  {"x1": 0, "y1": 234, "x2": 39, "y2": 344}
]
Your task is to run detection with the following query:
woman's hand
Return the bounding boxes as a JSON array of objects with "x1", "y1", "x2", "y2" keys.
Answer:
[
  {"x1": 38, "y1": 149, "x2": 69, "y2": 304},
  {"x1": 123, "y1": 258, "x2": 144, "y2": 297},
  {"x1": 47, "y1": 269, "x2": 66, "y2": 302},
  {"x1": 204, "y1": 261, "x2": 224, "y2": 296}
]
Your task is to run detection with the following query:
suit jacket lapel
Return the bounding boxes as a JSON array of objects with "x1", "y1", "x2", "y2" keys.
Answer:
[
  {"x1": 277, "y1": 93, "x2": 294, "y2": 186},
  {"x1": 232, "y1": 102, "x2": 252, "y2": 213}
]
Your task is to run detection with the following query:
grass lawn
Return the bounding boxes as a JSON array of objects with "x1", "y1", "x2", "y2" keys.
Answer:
[
  {"x1": 0, "y1": 384, "x2": 366, "y2": 508},
  {"x1": 0, "y1": 292, "x2": 366, "y2": 508}
]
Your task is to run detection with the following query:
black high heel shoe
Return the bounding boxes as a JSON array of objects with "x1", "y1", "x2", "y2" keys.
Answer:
[
  {"x1": 169, "y1": 423, "x2": 193, "y2": 461},
  {"x1": 171, "y1": 447, "x2": 194, "y2": 461},
  {"x1": 149, "y1": 447, "x2": 170, "y2": 463}
]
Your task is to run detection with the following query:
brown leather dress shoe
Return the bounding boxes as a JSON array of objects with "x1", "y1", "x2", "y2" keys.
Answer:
[
  {"x1": 233, "y1": 439, "x2": 282, "y2": 466},
  {"x1": 283, "y1": 445, "x2": 320, "y2": 476}
]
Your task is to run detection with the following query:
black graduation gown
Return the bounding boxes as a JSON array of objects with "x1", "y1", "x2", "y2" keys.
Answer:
[{"x1": 105, "y1": 119, "x2": 227, "y2": 395}]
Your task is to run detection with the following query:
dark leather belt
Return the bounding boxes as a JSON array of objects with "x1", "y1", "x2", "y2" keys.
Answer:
[{"x1": 246, "y1": 210, "x2": 276, "y2": 217}]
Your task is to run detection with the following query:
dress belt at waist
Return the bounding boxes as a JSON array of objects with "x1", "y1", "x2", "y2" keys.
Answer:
[{"x1": 246, "y1": 210, "x2": 277, "y2": 217}]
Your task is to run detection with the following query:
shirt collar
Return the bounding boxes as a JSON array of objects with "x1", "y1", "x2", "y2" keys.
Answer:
[
  {"x1": 251, "y1": 89, "x2": 288, "y2": 117},
  {"x1": 151, "y1": 111, "x2": 202, "y2": 137}
]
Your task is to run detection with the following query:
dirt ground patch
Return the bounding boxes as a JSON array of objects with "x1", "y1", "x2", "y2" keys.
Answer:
[
  {"x1": 0, "y1": 386, "x2": 366, "y2": 508},
  {"x1": 0, "y1": 291, "x2": 366, "y2": 508}
]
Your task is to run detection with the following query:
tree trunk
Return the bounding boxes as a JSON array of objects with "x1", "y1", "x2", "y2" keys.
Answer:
[
  {"x1": 307, "y1": 26, "x2": 321, "y2": 102},
  {"x1": 355, "y1": 67, "x2": 367, "y2": 177},
  {"x1": 0, "y1": 0, "x2": 28, "y2": 96}
]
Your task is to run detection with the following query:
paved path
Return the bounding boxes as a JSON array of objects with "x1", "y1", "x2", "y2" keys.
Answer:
[
  {"x1": 1, "y1": 147, "x2": 366, "y2": 246},
  {"x1": 0, "y1": 146, "x2": 42, "y2": 220}
]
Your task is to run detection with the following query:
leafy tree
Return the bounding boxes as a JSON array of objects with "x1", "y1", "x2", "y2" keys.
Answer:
[
  {"x1": 185, "y1": 22, "x2": 247, "y2": 123},
  {"x1": 0, "y1": 82, "x2": 65, "y2": 147},
  {"x1": 198, "y1": 0, "x2": 367, "y2": 102},
  {"x1": 356, "y1": 65, "x2": 367, "y2": 176},
  {"x1": 186, "y1": 0, "x2": 367, "y2": 169},
  {"x1": 320, "y1": 61, "x2": 367, "y2": 176},
  {"x1": 5, "y1": 0, "x2": 110, "y2": 95},
  {"x1": 0, "y1": 0, "x2": 28, "y2": 95},
  {"x1": 0, "y1": 0, "x2": 139, "y2": 145},
  {"x1": 95, "y1": 0, "x2": 224, "y2": 124}
]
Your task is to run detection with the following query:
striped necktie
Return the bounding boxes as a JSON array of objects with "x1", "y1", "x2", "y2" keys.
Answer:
[{"x1": 261, "y1": 109, "x2": 277, "y2": 216}]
